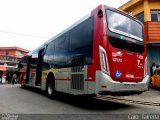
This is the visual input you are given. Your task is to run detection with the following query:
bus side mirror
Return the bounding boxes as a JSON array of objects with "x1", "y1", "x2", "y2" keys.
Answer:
[{"x1": 98, "y1": 10, "x2": 103, "y2": 18}]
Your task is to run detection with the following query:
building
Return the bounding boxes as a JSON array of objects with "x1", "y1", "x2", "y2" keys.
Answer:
[
  {"x1": 0, "y1": 47, "x2": 29, "y2": 81},
  {"x1": 119, "y1": 0, "x2": 160, "y2": 67}
]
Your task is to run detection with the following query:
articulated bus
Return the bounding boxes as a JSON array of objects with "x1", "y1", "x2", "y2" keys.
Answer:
[{"x1": 19, "y1": 5, "x2": 149, "y2": 97}]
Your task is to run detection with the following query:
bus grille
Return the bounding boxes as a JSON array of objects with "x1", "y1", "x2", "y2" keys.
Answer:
[
  {"x1": 71, "y1": 56, "x2": 85, "y2": 90},
  {"x1": 71, "y1": 72, "x2": 84, "y2": 90}
]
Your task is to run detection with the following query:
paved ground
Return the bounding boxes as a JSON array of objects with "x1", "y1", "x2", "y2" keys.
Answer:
[
  {"x1": 116, "y1": 87, "x2": 160, "y2": 103},
  {"x1": 0, "y1": 84, "x2": 160, "y2": 120}
]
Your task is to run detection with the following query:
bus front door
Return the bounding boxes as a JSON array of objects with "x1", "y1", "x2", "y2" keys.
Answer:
[
  {"x1": 35, "y1": 48, "x2": 45, "y2": 86},
  {"x1": 26, "y1": 56, "x2": 31, "y2": 84}
]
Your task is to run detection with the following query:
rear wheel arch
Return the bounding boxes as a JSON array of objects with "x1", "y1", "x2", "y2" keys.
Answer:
[
  {"x1": 46, "y1": 72, "x2": 55, "y2": 85},
  {"x1": 46, "y1": 72, "x2": 56, "y2": 98}
]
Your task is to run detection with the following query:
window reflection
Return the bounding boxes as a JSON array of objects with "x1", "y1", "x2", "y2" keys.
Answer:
[
  {"x1": 106, "y1": 10, "x2": 143, "y2": 41},
  {"x1": 135, "y1": 12, "x2": 144, "y2": 23}
]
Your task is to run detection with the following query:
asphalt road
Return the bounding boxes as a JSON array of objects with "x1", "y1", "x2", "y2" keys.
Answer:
[{"x1": 0, "y1": 84, "x2": 160, "y2": 120}]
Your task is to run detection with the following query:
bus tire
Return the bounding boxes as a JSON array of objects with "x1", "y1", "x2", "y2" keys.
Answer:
[{"x1": 46, "y1": 75, "x2": 55, "y2": 98}]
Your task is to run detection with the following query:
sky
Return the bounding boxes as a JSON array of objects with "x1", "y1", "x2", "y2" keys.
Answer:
[{"x1": 0, "y1": 0, "x2": 129, "y2": 51}]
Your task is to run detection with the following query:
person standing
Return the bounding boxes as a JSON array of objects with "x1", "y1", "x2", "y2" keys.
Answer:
[
  {"x1": 8, "y1": 73, "x2": 11, "y2": 84},
  {"x1": 12, "y1": 73, "x2": 17, "y2": 85},
  {"x1": 149, "y1": 62, "x2": 157, "y2": 87},
  {"x1": 150, "y1": 62, "x2": 156, "y2": 76},
  {"x1": 0, "y1": 72, "x2": 2, "y2": 83}
]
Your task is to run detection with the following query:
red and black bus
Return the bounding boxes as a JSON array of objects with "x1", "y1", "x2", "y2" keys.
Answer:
[{"x1": 19, "y1": 5, "x2": 149, "y2": 97}]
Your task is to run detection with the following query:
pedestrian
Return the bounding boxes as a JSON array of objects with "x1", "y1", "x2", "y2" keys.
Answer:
[
  {"x1": 149, "y1": 62, "x2": 157, "y2": 87},
  {"x1": 6, "y1": 73, "x2": 9, "y2": 83},
  {"x1": 150, "y1": 62, "x2": 156, "y2": 76},
  {"x1": 0, "y1": 72, "x2": 2, "y2": 83},
  {"x1": 12, "y1": 73, "x2": 17, "y2": 85},
  {"x1": 7, "y1": 73, "x2": 11, "y2": 84}
]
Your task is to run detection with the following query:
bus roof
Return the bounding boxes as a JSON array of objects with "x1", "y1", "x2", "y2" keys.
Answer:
[{"x1": 30, "y1": 4, "x2": 142, "y2": 55}]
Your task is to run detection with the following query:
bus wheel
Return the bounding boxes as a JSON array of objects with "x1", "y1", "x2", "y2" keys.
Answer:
[{"x1": 46, "y1": 75, "x2": 55, "y2": 98}]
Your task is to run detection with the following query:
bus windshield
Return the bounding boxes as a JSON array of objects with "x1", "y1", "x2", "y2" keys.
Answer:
[{"x1": 106, "y1": 10, "x2": 143, "y2": 41}]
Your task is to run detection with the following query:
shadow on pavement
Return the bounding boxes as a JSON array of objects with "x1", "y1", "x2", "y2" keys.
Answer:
[
  {"x1": 20, "y1": 86, "x2": 133, "y2": 111},
  {"x1": 56, "y1": 95, "x2": 131, "y2": 111}
]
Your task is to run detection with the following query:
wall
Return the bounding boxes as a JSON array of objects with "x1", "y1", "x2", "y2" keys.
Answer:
[
  {"x1": 126, "y1": 4, "x2": 144, "y2": 16},
  {"x1": 149, "y1": 1, "x2": 160, "y2": 9},
  {"x1": 0, "y1": 49, "x2": 16, "y2": 56},
  {"x1": 145, "y1": 22, "x2": 160, "y2": 42}
]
